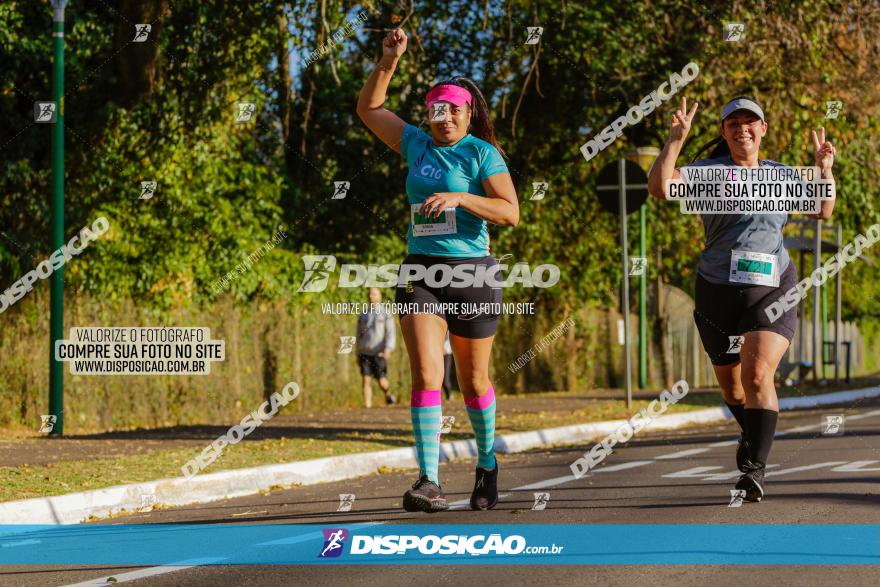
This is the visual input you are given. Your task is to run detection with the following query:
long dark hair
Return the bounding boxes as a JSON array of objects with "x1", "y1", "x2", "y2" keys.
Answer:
[
  {"x1": 691, "y1": 136, "x2": 728, "y2": 162},
  {"x1": 431, "y1": 76, "x2": 506, "y2": 159},
  {"x1": 690, "y1": 95, "x2": 765, "y2": 163}
]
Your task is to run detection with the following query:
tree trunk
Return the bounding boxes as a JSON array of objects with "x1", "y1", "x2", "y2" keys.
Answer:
[
  {"x1": 114, "y1": 0, "x2": 169, "y2": 108},
  {"x1": 276, "y1": 4, "x2": 294, "y2": 173}
]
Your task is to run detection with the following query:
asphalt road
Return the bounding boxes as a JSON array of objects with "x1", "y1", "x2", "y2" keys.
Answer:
[{"x1": 3, "y1": 399, "x2": 879, "y2": 586}]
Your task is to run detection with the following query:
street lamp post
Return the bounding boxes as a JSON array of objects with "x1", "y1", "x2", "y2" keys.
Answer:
[
  {"x1": 634, "y1": 147, "x2": 660, "y2": 389},
  {"x1": 49, "y1": 0, "x2": 68, "y2": 436}
]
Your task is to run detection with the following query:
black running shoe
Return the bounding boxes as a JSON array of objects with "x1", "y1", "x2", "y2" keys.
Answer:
[
  {"x1": 403, "y1": 475, "x2": 449, "y2": 513},
  {"x1": 736, "y1": 433, "x2": 750, "y2": 472},
  {"x1": 470, "y1": 462, "x2": 499, "y2": 510},
  {"x1": 734, "y1": 464, "x2": 765, "y2": 502},
  {"x1": 385, "y1": 392, "x2": 396, "y2": 405}
]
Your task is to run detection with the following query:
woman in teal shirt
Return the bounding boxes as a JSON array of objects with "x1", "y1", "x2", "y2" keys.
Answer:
[{"x1": 357, "y1": 28, "x2": 519, "y2": 513}]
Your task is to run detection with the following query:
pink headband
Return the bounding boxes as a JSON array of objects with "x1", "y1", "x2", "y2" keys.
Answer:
[{"x1": 425, "y1": 84, "x2": 473, "y2": 109}]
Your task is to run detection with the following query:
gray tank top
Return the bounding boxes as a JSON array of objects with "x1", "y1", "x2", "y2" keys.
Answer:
[{"x1": 685, "y1": 155, "x2": 791, "y2": 285}]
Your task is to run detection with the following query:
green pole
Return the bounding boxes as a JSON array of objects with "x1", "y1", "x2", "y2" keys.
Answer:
[
  {"x1": 638, "y1": 204, "x2": 647, "y2": 388},
  {"x1": 821, "y1": 273, "x2": 828, "y2": 381},
  {"x1": 633, "y1": 146, "x2": 657, "y2": 389},
  {"x1": 49, "y1": 0, "x2": 68, "y2": 436}
]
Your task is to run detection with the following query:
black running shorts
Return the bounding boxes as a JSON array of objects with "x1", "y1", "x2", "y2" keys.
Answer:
[
  {"x1": 693, "y1": 261, "x2": 798, "y2": 366},
  {"x1": 357, "y1": 353, "x2": 388, "y2": 378},
  {"x1": 394, "y1": 254, "x2": 502, "y2": 339}
]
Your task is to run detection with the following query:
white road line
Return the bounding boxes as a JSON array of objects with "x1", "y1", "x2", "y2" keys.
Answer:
[
  {"x1": 844, "y1": 409, "x2": 880, "y2": 421},
  {"x1": 764, "y1": 462, "x2": 849, "y2": 477},
  {"x1": 256, "y1": 522, "x2": 386, "y2": 546},
  {"x1": 830, "y1": 461, "x2": 880, "y2": 472},
  {"x1": 61, "y1": 558, "x2": 226, "y2": 587},
  {"x1": 709, "y1": 439, "x2": 739, "y2": 447},
  {"x1": 708, "y1": 407, "x2": 880, "y2": 445},
  {"x1": 655, "y1": 448, "x2": 712, "y2": 459},
  {"x1": 592, "y1": 460, "x2": 655, "y2": 473},
  {"x1": 776, "y1": 423, "x2": 820, "y2": 436},
  {"x1": 513, "y1": 476, "x2": 576, "y2": 490},
  {"x1": 448, "y1": 493, "x2": 511, "y2": 510},
  {"x1": 255, "y1": 530, "x2": 329, "y2": 546},
  {"x1": 0, "y1": 538, "x2": 40, "y2": 548},
  {"x1": 663, "y1": 466, "x2": 724, "y2": 478},
  {"x1": 702, "y1": 464, "x2": 780, "y2": 481}
]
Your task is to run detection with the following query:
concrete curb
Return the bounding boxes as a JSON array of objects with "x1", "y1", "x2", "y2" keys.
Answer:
[{"x1": 2, "y1": 385, "x2": 877, "y2": 525}]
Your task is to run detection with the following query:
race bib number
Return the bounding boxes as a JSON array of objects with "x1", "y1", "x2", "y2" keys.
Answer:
[
  {"x1": 729, "y1": 250, "x2": 779, "y2": 287},
  {"x1": 411, "y1": 204, "x2": 457, "y2": 236}
]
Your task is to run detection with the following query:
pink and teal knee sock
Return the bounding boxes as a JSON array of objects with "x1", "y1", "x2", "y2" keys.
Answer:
[
  {"x1": 465, "y1": 386, "x2": 497, "y2": 470},
  {"x1": 411, "y1": 389, "x2": 442, "y2": 484}
]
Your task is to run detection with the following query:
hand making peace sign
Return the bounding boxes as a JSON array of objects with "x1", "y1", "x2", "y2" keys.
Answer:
[{"x1": 812, "y1": 127, "x2": 836, "y2": 173}]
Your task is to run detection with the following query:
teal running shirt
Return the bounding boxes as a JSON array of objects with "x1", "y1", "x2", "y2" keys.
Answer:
[{"x1": 400, "y1": 123, "x2": 509, "y2": 257}]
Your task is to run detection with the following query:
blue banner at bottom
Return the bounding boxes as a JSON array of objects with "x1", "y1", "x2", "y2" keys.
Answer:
[{"x1": 0, "y1": 524, "x2": 878, "y2": 565}]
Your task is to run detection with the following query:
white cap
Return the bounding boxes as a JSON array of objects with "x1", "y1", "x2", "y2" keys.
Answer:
[{"x1": 721, "y1": 97, "x2": 765, "y2": 123}]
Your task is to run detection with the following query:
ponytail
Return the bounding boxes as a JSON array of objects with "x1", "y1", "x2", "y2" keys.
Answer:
[
  {"x1": 434, "y1": 77, "x2": 506, "y2": 159},
  {"x1": 691, "y1": 136, "x2": 729, "y2": 163}
]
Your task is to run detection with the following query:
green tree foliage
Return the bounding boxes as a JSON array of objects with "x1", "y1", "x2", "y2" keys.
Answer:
[{"x1": 1, "y1": 0, "x2": 878, "y2": 320}]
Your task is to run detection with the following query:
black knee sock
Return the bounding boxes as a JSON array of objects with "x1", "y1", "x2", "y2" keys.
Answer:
[
  {"x1": 725, "y1": 402, "x2": 746, "y2": 431},
  {"x1": 744, "y1": 408, "x2": 778, "y2": 467}
]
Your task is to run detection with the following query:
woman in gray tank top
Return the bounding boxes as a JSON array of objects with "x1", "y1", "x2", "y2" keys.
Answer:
[{"x1": 647, "y1": 96, "x2": 837, "y2": 503}]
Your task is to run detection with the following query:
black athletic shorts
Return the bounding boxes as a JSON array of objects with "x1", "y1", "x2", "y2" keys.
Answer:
[
  {"x1": 693, "y1": 261, "x2": 798, "y2": 366},
  {"x1": 357, "y1": 353, "x2": 388, "y2": 378},
  {"x1": 395, "y1": 254, "x2": 502, "y2": 339}
]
